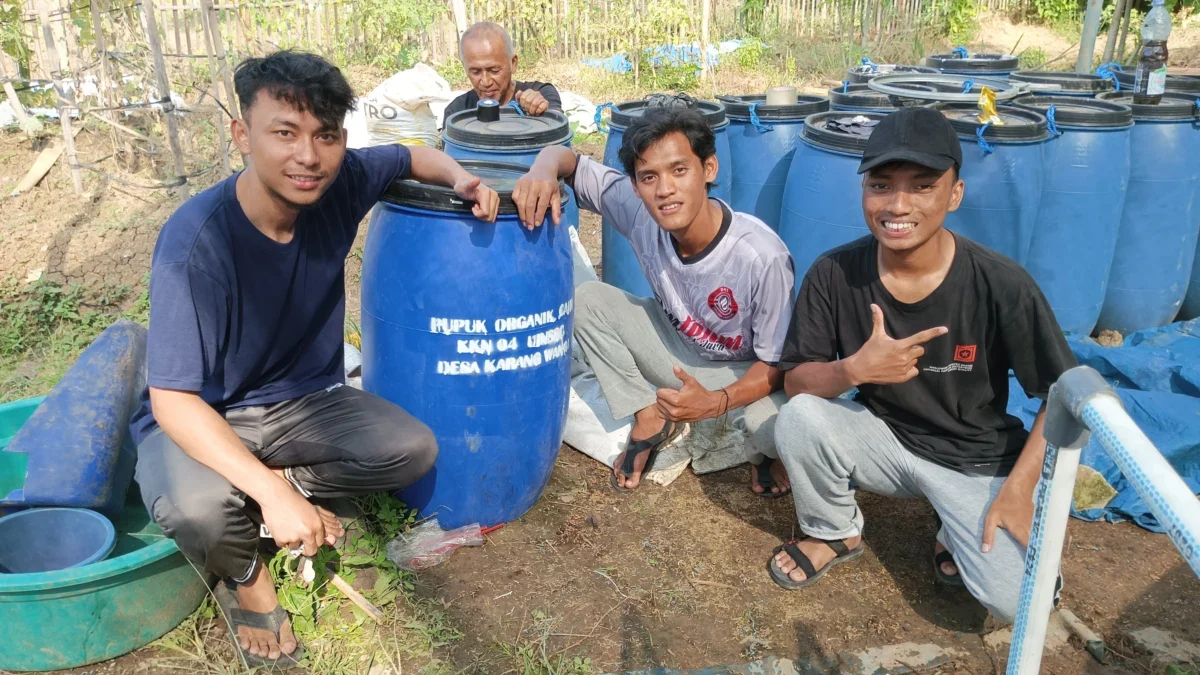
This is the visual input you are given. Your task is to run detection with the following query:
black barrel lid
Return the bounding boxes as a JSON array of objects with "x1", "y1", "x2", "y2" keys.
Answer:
[
  {"x1": 1097, "y1": 91, "x2": 1200, "y2": 121},
  {"x1": 1010, "y1": 71, "x2": 1115, "y2": 94},
  {"x1": 1115, "y1": 71, "x2": 1200, "y2": 94},
  {"x1": 443, "y1": 108, "x2": 572, "y2": 150},
  {"x1": 829, "y1": 82, "x2": 937, "y2": 109},
  {"x1": 717, "y1": 94, "x2": 829, "y2": 120},
  {"x1": 846, "y1": 64, "x2": 939, "y2": 84},
  {"x1": 928, "y1": 103, "x2": 1051, "y2": 141},
  {"x1": 381, "y1": 159, "x2": 565, "y2": 215},
  {"x1": 609, "y1": 94, "x2": 728, "y2": 130},
  {"x1": 800, "y1": 111, "x2": 888, "y2": 155},
  {"x1": 927, "y1": 52, "x2": 1020, "y2": 73},
  {"x1": 1011, "y1": 94, "x2": 1133, "y2": 128}
]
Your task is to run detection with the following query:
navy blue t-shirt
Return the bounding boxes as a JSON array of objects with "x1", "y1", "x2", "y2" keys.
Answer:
[{"x1": 129, "y1": 145, "x2": 412, "y2": 445}]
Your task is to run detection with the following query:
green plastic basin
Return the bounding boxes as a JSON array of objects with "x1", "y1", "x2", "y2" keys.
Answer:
[{"x1": 0, "y1": 396, "x2": 209, "y2": 672}]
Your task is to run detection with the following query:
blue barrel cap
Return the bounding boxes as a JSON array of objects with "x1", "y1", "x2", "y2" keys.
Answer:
[
  {"x1": 929, "y1": 103, "x2": 1051, "y2": 141},
  {"x1": 1114, "y1": 71, "x2": 1200, "y2": 94},
  {"x1": 609, "y1": 94, "x2": 728, "y2": 130},
  {"x1": 846, "y1": 64, "x2": 938, "y2": 84},
  {"x1": 444, "y1": 108, "x2": 572, "y2": 150},
  {"x1": 801, "y1": 111, "x2": 888, "y2": 155},
  {"x1": 1010, "y1": 71, "x2": 1115, "y2": 95},
  {"x1": 717, "y1": 94, "x2": 829, "y2": 120},
  {"x1": 381, "y1": 159, "x2": 566, "y2": 215},
  {"x1": 1098, "y1": 91, "x2": 1200, "y2": 121},
  {"x1": 828, "y1": 82, "x2": 937, "y2": 110},
  {"x1": 1012, "y1": 94, "x2": 1133, "y2": 128},
  {"x1": 927, "y1": 52, "x2": 1019, "y2": 73}
]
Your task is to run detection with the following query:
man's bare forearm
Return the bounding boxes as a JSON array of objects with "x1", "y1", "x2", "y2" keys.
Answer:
[
  {"x1": 149, "y1": 387, "x2": 290, "y2": 504},
  {"x1": 528, "y1": 145, "x2": 579, "y2": 180},
  {"x1": 408, "y1": 145, "x2": 475, "y2": 186},
  {"x1": 721, "y1": 361, "x2": 782, "y2": 410},
  {"x1": 783, "y1": 360, "x2": 857, "y2": 399}
]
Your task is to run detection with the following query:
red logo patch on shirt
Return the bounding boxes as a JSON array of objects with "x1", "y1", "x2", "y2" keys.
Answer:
[
  {"x1": 708, "y1": 287, "x2": 739, "y2": 320},
  {"x1": 955, "y1": 345, "x2": 977, "y2": 363}
]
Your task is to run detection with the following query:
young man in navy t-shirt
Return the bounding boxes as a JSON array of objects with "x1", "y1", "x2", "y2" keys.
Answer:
[{"x1": 129, "y1": 51, "x2": 498, "y2": 669}]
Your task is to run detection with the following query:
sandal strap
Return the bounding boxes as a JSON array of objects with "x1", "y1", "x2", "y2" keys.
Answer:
[
  {"x1": 754, "y1": 457, "x2": 776, "y2": 491},
  {"x1": 230, "y1": 604, "x2": 289, "y2": 634},
  {"x1": 825, "y1": 538, "x2": 852, "y2": 557},
  {"x1": 933, "y1": 549, "x2": 956, "y2": 567},
  {"x1": 619, "y1": 422, "x2": 675, "y2": 478},
  {"x1": 781, "y1": 541, "x2": 817, "y2": 580}
]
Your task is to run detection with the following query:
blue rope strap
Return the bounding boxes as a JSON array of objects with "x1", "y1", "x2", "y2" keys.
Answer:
[
  {"x1": 748, "y1": 102, "x2": 775, "y2": 134},
  {"x1": 952, "y1": 46, "x2": 969, "y2": 58},
  {"x1": 861, "y1": 56, "x2": 879, "y2": 72},
  {"x1": 507, "y1": 99, "x2": 526, "y2": 116},
  {"x1": 1046, "y1": 104, "x2": 1060, "y2": 136},
  {"x1": 962, "y1": 78, "x2": 976, "y2": 93},
  {"x1": 842, "y1": 80, "x2": 850, "y2": 93},
  {"x1": 976, "y1": 123, "x2": 996, "y2": 154},
  {"x1": 594, "y1": 102, "x2": 614, "y2": 133},
  {"x1": 1096, "y1": 63, "x2": 1122, "y2": 92}
]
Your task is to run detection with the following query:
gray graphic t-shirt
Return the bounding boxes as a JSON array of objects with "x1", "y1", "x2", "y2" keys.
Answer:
[{"x1": 572, "y1": 155, "x2": 795, "y2": 363}]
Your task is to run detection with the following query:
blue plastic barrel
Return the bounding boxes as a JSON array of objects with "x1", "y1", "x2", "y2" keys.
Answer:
[
  {"x1": 928, "y1": 52, "x2": 1019, "y2": 79},
  {"x1": 931, "y1": 103, "x2": 1050, "y2": 265},
  {"x1": 1010, "y1": 71, "x2": 1115, "y2": 97},
  {"x1": 442, "y1": 107, "x2": 579, "y2": 230},
  {"x1": 0, "y1": 508, "x2": 116, "y2": 573},
  {"x1": 1097, "y1": 93, "x2": 1200, "y2": 332},
  {"x1": 600, "y1": 97, "x2": 732, "y2": 298},
  {"x1": 829, "y1": 83, "x2": 937, "y2": 112},
  {"x1": 846, "y1": 64, "x2": 938, "y2": 84},
  {"x1": 361, "y1": 160, "x2": 573, "y2": 529},
  {"x1": 1012, "y1": 96, "x2": 1133, "y2": 336},
  {"x1": 779, "y1": 111, "x2": 887, "y2": 284},
  {"x1": 1115, "y1": 71, "x2": 1200, "y2": 96},
  {"x1": 718, "y1": 94, "x2": 829, "y2": 230}
]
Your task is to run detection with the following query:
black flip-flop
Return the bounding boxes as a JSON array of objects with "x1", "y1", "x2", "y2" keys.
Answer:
[
  {"x1": 610, "y1": 421, "x2": 682, "y2": 492},
  {"x1": 213, "y1": 581, "x2": 305, "y2": 670},
  {"x1": 751, "y1": 456, "x2": 791, "y2": 499},
  {"x1": 767, "y1": 537, "x2": 864, "y2": 590},
  {"x1": 933, "y1": 548, "x2": 964, "y2": 586}
]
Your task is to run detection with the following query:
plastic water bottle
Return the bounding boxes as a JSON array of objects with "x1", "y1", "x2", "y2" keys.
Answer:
[{"x1": 1133, "y1": 0, "x2": 1172, "y2": 105}]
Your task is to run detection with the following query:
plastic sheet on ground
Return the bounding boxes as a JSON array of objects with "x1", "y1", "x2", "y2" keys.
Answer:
[
  {"x1": 1007, "y1": 320, "x2": 1200, "y2": 532},
  {"x1": 582, "y1": 40, "x2": 745, "y2": 74}
]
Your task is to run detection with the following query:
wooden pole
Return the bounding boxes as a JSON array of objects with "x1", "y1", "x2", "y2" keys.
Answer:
[
  {"x1": 39, "y1": 6, "x2": 83, "y2": 194},
  {"x1": 198, "y1": 0, "x2": 231, "y2": 174},
  {"x1": 139, "y1": 0, "x2": 189, "y2": 197},
  {"x1": 1101, "y1": 0, "x2": 1126, "y2": 64},
  {"x1": 700, "y1": 0, "x2": 710, "y2": 82},
  {"x1": 1116, "y1": 0, "x2": 1134, "y2": 63},
  {"x1": 199, "y1": 0, "x2": 240, "y2": 120},
  {"x1": 88, "y1": 0, "x2": 112, "y2": 107},
  {"x1": 1074, "y1": 0, "x2": 1103, "y2": 73}
]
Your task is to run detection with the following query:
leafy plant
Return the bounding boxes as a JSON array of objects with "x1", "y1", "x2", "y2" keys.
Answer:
[
  {"x1": 347, "y1": 0, "x2": 443, "y2": 70},
  {"x1": 943, "y1": 0, "x2": 980, "y2": 45},
  {"x1": 1032, "y1": 0, "x2": 1080, "y2": 28},
  {"x1": 734, "y1": 39, "x2": 768, "y2": 70},
  {"x1": 1019, "y1": 46, "x2": 1049, "y2": 69}
]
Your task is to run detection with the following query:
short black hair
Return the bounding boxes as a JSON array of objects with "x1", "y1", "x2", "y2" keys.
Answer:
[
  {"x1": 618, "y1": 107, "x2": 717, "y2": 190},
  {"x1": 234, "y1": 51, "x2": 355, "y2": 130}
]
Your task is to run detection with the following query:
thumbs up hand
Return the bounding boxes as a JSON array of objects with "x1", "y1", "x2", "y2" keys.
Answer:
[
  {"x1": 844, "y1": 304, "x2": 949, "y2": 386},
  {"x1": 656, "y1": 365, "x2": 724, "y2": 423}
]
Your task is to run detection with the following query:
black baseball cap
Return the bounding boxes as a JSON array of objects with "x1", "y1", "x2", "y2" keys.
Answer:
[{"x1": 857, "y1": 107, "x2": 962, "y2": 175}]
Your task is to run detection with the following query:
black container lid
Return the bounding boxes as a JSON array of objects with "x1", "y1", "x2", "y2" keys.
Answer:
[
  {"x1": 381, "y1": 159, "x2": 565, "y2": 215},
  {"x1": 443, "y1": 108, "x2": 572, "y2": 150},
  {"x1": 1097, "y1": 91, "x2": 1200, "y2": 121},
  {"x1": 1114, "y1": 71, "x2": 1200, "y2": 94},
  {"x1": 927, "y1": 52, "x2": 1020, "y2": 72},
  {"x1": 1010, "y1": 70, "x2": 1115, "y2": 94},
  {"x1": 846, "y1": 64, "x2": 939, "y2": 84},
  {"x1": 928, "y1": 103, "x2": 1051, "y2": 141},
  {"x1": 717, "y1": 94, "x2": 829, "y2": 120},
  {"x1": 609, "y1": 94, "x2": 728, "y2": 130},
  {"x1": 1011, "y1": 95, "x2": 1133, "y2": 128},
  {"x1": 800, "y1": 111, "x2": 888, "y2": 155},
  {"x1": 829, "y1": 82, "x2": 937, "y2": 109}
]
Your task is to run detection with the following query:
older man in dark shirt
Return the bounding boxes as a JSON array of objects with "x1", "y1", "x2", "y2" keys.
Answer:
[{"x1": 444, "y1": 22, "x2": 562, "y2": 118}]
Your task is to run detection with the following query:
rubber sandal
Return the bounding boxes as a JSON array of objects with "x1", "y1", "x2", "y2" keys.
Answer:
[
  {"x1": 933, "y1": 548, "x2": 964, "y2": 586},
  {"x1": 766, "y1": 537, "x2": 864, "y2": 590},
  {"x1": 610, "y1": 420, "x2": 682, "y2": 492},
  {"x1": 751, "y1": 456, "x2": 791, "y2": 499},
  {"x1": 213, "y1": 581, "x2": 305, "y2": 670}
]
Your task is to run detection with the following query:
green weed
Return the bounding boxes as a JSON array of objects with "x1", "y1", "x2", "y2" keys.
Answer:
[
  {"x1": 1019, "y1": 46, "x2": 1050, "y2": 70},
  {"x1": 492, "y1": 610, "x2": 593, "y2": 675}
]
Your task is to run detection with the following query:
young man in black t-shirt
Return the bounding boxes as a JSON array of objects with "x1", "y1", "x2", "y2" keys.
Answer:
[{"x1": 768, "y1": 107, "x2": 1076, "y2": 622}]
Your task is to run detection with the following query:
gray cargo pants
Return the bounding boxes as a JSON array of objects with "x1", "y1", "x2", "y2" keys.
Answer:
[
  {"x1": 573, "y1": 280, "x2": 786, "y2": 463},
  {"x1": 136, "y1": 384, "x2": 436, "y2": 582},
  {"x1": 775, "y1": 394, "x2": 1030, "y2": 621}
]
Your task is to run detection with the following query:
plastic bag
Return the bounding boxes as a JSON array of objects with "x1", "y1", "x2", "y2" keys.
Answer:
[
  {"x1": 362, "y1": 63, "x2": 452, "y2": 149},
  {"x1": 385, "y1": 519, "x2": 484, "y2": 571}
]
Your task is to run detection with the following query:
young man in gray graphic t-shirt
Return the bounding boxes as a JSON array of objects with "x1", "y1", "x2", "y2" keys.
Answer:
[{"x1": 514, "y1": 107, "x2": 796, "y2": 494}]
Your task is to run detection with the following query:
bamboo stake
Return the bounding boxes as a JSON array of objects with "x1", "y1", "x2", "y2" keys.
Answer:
[
  {"x1": 700, "y1": 0, "x2": 710, "y2": 81},
  {"x1": 198, "y1": 0, "x2": 230, "y2": 174},
  {"x1": 38, "y1": 5, "x2": 83, "y2": 194},
  {"x1": 1116, "y1": 0, "x2": 1133, "y2": 63},
  {"x1": 88, "y1": 0, "x2": 112, "y2": 107},
  {"x1": 199, "y1": 0, "x2": 239, "y2": 120},
  {"x1": 139, "y1": 0, "x2": 189, "y2": 197}
]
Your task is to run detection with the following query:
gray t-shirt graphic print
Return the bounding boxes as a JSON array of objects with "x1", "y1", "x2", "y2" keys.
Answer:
[{"x1": 571, "y1": 155, "x2": 795, "y2": 363}]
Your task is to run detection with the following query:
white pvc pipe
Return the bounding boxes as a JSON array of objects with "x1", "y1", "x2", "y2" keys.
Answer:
[
  {"x1": 1082, "y1": 396, "x2": 1200, "y2": 576},
  {"x1": 1007, "y1": 441, "x2": 1084, "y2": 675}
]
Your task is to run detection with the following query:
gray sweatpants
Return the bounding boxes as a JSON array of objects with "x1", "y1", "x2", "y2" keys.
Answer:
[
  {"x1": 775, "y1": 394, "x2": 1028, "y2": 621},
  {"x1": 573, "y1": 280, "x2": 786, "y2": 462},
  {"x1": 136, "y1": 384, "x2": 436, "y2": 582}
]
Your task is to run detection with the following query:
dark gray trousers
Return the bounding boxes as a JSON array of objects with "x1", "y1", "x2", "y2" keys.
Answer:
[{"x1": 135, "y1": 384, "x2": 437, "y2": 582}]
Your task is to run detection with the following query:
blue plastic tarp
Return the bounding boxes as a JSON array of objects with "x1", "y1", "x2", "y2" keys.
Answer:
[
  {"x1": 1007, "y1": 320, "x2": 1200, "y2": 532},
  {"x1": 581, "y1": 40, "x2": 746, "y2": 74}
]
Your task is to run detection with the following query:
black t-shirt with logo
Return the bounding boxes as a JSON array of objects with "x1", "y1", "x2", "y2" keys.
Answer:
[
  {"x1": 443, "y1": 81, "x2": 564, "y2": 118},
  {"x1": 780, "y1": 233, "x2": 1076, "y2": 476}
]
